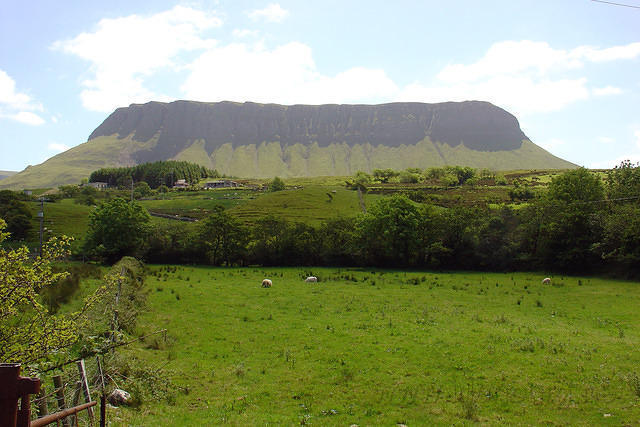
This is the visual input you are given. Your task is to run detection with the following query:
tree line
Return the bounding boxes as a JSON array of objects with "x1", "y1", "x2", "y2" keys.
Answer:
[
  {"x1": 80, "y1": 164, "x2": 640, "y2": 277},
  {"x1": 89, "y1": 160, "x2": 219, "y2": 189}
]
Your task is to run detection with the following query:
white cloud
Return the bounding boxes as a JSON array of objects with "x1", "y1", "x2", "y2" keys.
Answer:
[
  {"x1": 437, "y1": 40, "x2": 640, "y2": 84},
  {"x1": 572, "y1": 42, "x2": 640, "y2": 62},
  {"x1": 0, "y1": 69, "x2": 45, "y2": 125},
  {"x1": 593, "y1": 86, "x2": 622, "y2": 96},
  {"x1": 232, "y1": 29, "x2": 259, "y2": 38},
  {"x1": 2, "y1": 111, "x2": 45, "y2": 126},
  {"x1": 599, "y1": 136, "x2": 614, "y2": 144},
  {"x1": 248, "y1": 3, "x2": 289, "y2": 23},
  {"x1": 398, "y1": 40, "x2": 640, "y2": 117},
  {"x1": 53, "y1": 6, "x2": 222, "y2": 112},
  {"x1": 181, "y1": 42, "x2": 397, "y2": 104},
  {"x1": 398, "y1": 77, "x2": 589, "y2": 116},
  {"x1": 48, "y1": 143, "x2": 70, "y2": 152},
  {"x1": 635, "y1": 130, "x2": 640, "y2": 149}
]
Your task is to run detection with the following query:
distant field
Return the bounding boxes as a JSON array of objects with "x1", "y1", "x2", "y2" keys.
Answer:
[
  {"x1": 139, "y1": 185, "x2": 378, "y2": 224},
  {"x1": 16, "y1": 170, "x2": 566, "y2": 244},
  {"x1": 138, "y1": 189, "x2": 257, "y2": 220},
  {"x1": 229, "y1": 185, "x2": 381, "y2": 225},
  {"x1": 27, "y1": 198, "x2": 92, "y2": 242},
  {"x1": 109, "y1": 266, "x2": 640, "y2": 425}
]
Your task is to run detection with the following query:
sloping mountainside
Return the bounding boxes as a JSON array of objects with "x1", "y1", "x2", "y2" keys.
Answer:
[
  {"x1": 0, "y1": 171, "x2": 17, "y2": 181},
  {"x1": 1, "y1": 100, "x2": 576, "y2": 189}
]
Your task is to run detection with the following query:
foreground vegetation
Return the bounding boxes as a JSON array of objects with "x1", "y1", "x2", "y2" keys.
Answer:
[
  {"x1": 109, "y1": 266, "x2": 640, "y2": 425},
  {"x1": 2, "y1": 162, "x2": 640, "y2": 425}
]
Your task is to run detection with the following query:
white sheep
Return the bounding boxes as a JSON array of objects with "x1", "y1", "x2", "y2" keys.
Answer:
[
  {"x1": 261, "y1": 279, "x2": 272, "y2": 288},
  {"x1": 542, "y1": 277, "x2": 551, "y2": 285},
  {"x1": 305, "y1": 276, "x2": 318, "y2": 283}
]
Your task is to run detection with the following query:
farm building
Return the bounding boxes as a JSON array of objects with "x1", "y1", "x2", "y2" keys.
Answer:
[
  {"x1": 173, "y1": 179, "x2": 189, "y2": 189},
  {"x1": 204, "y1": 180, "x2": 240, "y2": 189},
  {"x1": 87, "y1": 181, "x2": 108, "y2": 190}
]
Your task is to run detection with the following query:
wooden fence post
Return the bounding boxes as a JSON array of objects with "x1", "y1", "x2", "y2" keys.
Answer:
[
  {"x1": 36, "y1": 387, "x2": 48, "y2": 417},
  {"x1": 52, "y1": 376, "x2": 70, "y2": 427},
  {"x1": 95, "y1": 356, "x2": 106, "y2": 427},
  {"x1": 76, "y1": 359, "x2": 94, "y2": 426}
]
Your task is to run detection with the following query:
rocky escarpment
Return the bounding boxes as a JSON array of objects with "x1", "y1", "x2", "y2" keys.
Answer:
[
  {"x1": 89, "y1": 100, "x2": 529, "y2": 164},
  {"x1": 1, "y1": 100, "x2": 576, "y2": 189}
]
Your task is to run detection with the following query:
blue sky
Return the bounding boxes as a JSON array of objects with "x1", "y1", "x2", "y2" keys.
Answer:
[{"x1": 1, "y1": 0, "x2": 639, "y2": 171}]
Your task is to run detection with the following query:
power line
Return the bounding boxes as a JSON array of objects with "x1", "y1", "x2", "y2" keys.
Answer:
[{"x1": 591, "y1": 0, "x2": 640, "y2": 9}]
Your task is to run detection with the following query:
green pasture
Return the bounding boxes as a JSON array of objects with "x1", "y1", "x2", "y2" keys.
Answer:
[
  {"x1": 28, "y1": 198, "x2": 92, "y2": 241},
  {"x1": 139, "y1": 189, "x2": 256, "y2": 220},
  {"x1": 229, "y1": 185, "x2": 379, "y2": 225},
  {"x1": 109, "y1": 267, "x2": 640, "y2": 425}
]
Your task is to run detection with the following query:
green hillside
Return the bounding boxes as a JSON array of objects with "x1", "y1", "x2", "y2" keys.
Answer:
[
  {"x1": 0, "y1": 170, "x2": 17, "y2": 180},
  {"x1": 1, "y1": 137, "x2": 575, "y2": 190},
  {"x1": 0, "y1": 134, "x2": 155, "y2": 190}
]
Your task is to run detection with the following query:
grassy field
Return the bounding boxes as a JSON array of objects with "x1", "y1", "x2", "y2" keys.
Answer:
[
  {"x1": 25, "y1": 198, "x2": 93, "y2": 245},
  {"x1": 229, "y1": 185, "x2": 381, "y2": 225},
  {"x1": 107, "y1": 266, "x2": 640, "y2": 425},
  {"x1": 139, "y1": 189, "x2": 257, "y2": 220},
  {"x1": 22, "y1": 183, "x2": 379, "y2": 244}
]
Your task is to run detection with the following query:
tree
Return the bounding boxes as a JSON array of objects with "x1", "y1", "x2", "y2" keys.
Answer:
[
  {"x1": 524, "y1": 168, "x2": 605, "y2": 271},
  {"x1": 83, "y1": 198, "x2": 151, "y2": 262},
  {"x1": 0, "y1": 190, "x2": 33, "y2": 240},
  {"x1": 547, "y1": 167, "x2": 604, "y2": 203},
  {"x1": 606, "y1": 160, "x2": 640, "y2": 201},
  {"x1": 356, "y1": 195, "x2": 422, "y2": 266},
  {"x1": 248, "y1": 215, "x2": 290, "y2": 265},
  {"x1": 268, "y1": 176, "x2": 286, "y2": 192},
  {"x1": 58, "y1": 184, "x2": 80, "y2": 198},
  {"x1": 373, "y1": 168, "x2": 399, "y2": 183},
  {"x1": 594, "y1": 204, "x2": 640, "y2": 275},
  {"x1": 198, "y1": 206, "x2": 246, "y2": 266},
  {"x1": 444, "y1": 166, "x2": 476, "y2": 186},
  {"x1": 318, "y1": 217, "x2": 358, "y2": 265},
  {"x1": 0, "y1": 220, "x2": 78, "y2": 363},
  {"x1": 134, "y1": 181, "x2": 153, "y2": 199},
  {"x1": 399, "y1": 170, "x2": 420, "y2": 183},
  {"x1": 436, "y1": 206, "x2": 481, "y2": 269},
  {"x1": 75, "y1": 185, "x2": 99, "y2": 206},
  {"x1": 509, "y1": 181, "x2": 535, "y2": 201}
]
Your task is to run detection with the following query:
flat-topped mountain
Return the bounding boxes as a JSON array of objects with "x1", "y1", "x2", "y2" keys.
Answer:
[
  {"x1": 91, "y1": 100, "x2": 528, "y2": 159},
  {"x1": 1, "y1": 100, "x2": 575, "y2": 189}
]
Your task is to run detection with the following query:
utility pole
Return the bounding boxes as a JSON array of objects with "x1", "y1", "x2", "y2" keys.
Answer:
[{"x1": 38, "y1": 197, "x2": 44, "y2": 256}]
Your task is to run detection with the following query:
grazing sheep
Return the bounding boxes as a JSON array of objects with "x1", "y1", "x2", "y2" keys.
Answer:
[
  {"x1": 542, "y1": 277, "x2": 551, "y2": 285},
  {"x1": 261, "y1": 279, "x2": 272, "y2": 288},
  {"x1": 305, "y1": 276, "x2": 318, "y2": 283}
]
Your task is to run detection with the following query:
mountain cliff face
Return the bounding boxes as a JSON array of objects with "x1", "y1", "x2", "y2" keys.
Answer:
[
  {"x1": 90, "y1": 100, "x2": 528, "y2": 164},
  {"x1": 1, "y1": 100, "x2": 576, "y2": 189}
]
